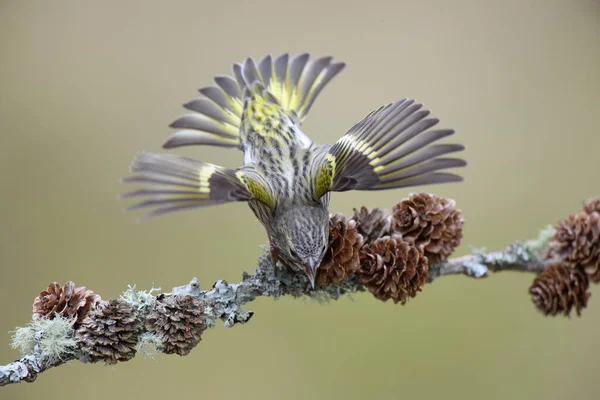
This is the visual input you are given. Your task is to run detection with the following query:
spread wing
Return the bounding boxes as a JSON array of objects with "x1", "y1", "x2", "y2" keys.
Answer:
[
  {"x1": 122, "y1": 152, "x2": 273, "y2": 219},
  {"x1": 313, "y1": 99, "x2": 466, "y2": 198}
]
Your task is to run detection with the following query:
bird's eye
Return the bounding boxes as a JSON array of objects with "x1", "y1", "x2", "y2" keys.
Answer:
[{"x1": 289, "y1": 249, "x2": 298, "y2": 258}]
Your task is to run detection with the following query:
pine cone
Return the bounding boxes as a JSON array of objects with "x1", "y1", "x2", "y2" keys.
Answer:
[
  {"x1": 316, "y1": 214, "x2": 364, "y2": 287},
  {"x1": 76, "y1": 299, "x2": 140, "y2": 364},
  {"x1": 33, "y1": 281, "x2": 101, "y2": 326},
  {"x1": 547, "y1": 210, "x2": 600, "y2": 282},
  {"x1": 529, "y1": 263, "x2": 591, "y2": 316},
  {"x1": 145, "y1": 295, "x2": 206, "y2": 356},
  {"x1": 350, "y1": 206, "x2": 392, "y2": 243},
  {"x1": 392, "y1": 193, "x2": 463, "y2": 264},
  {"x1": 584, "y1": 197, "x2": 600, "y2": 214},
  {"x1": 358, "y1": 236, "x2": 429, "y2": 304}
]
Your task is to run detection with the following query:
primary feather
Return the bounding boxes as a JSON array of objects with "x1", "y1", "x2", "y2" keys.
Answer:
[{"x1": 312, "y1": 98, "x2": 466, "y2": 198}]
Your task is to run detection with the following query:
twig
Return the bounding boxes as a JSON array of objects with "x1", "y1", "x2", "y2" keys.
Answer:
[
  {"x1": 0, "y1": 230, "x2": 553, "y2": 387},
  {"x1": 0, "y1": 334, "x2": 78, "y2": 386}
]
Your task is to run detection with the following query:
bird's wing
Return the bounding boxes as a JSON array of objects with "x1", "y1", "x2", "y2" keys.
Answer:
[
  {"x1": 121, "y1": 152, "x2": 273, "y2": 219},
  {"x1": 313, "y1": 99, "x2": 466, "y2": 199}
]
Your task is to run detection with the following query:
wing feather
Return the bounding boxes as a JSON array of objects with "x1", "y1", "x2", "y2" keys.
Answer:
[
  {"x1": 121, "y1": 152, "x2": 272, "y2": 220},
  {"x1": 313, "y1": 99, "x2": 466, "y2": 197}
]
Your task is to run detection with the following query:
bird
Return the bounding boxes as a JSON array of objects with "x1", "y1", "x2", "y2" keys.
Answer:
[{"x1": 122, "y1": 53, "x2": 466, "y2": 288}]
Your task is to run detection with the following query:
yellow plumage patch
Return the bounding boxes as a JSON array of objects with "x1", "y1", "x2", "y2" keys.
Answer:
[
  {"x1": 243, "y1": 94, "x2": 292, "y2": 146},
  {"x1": 288, "y1": 88, "x2": 301, "y2": 112},
  {"x1": 267, "y1": 74, "x2": 299, "y2": 112},
  {"x1": 269, "y1": 77, "x2": 285, "y2": 107},
  {"x1": 198, "y1": 164, "x2": 217, "y2": 194},
  {"x1": 315, "y1": 154, "x2": 335, "y2": 199},
  {"x1": 236, "y1": 171, "x2": 274, "y2": 208},
  {"x1": 228, "y1": 98, "x2": 244, "y2": 117}
]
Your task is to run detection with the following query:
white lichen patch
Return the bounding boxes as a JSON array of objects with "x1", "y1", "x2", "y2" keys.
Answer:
[
  {"x1": 10, "y1": 326, "x2": 36, "y2": 355},
  {"x1": 136, "y1": 332, "x2": 162, "y2": 359},
  {"x1": 202, "y1": 305, "x2": 216, "y2": 328},
  {"x1": 525, "y1": 225, "x2": 556, "y2": 257},
  {"x1": 120, "y1": 283, "x2": 161, "y2": 312},
  {"x1": 11, "y1": 317, "x2": 77, "y2": 364},
  {"x1": 38, "y1": 317, "x2": 77, "y2": 364}
]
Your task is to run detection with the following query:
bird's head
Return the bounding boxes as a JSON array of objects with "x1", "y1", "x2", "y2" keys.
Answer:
[{"x1": 271, "y1": 203, "x2": 330, "y2": 288}]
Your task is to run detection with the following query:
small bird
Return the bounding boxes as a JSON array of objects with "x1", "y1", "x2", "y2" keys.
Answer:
[{"x1": 122, "y1": 53, "x2": 466, "y2": 288}]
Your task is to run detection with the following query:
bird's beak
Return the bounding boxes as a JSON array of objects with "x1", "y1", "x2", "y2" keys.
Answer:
[{"x1": 305, "y1": 258, "x2": 317, "y2": 289}]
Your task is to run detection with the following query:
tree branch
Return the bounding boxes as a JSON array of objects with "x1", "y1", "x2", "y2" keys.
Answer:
[
  {"x1": 0, "y1": 334, "x2": 78, "y2": 386},
  {"x1": 0, "y1": 227, "x2": 556, "y2": 387}
]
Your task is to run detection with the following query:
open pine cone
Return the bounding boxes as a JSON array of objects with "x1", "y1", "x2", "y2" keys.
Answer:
[
  {"x1": 529, "y1": 263, "x2": 591, "y2": 317},
  {"x1": 547, "y1": 210, "x2": 600, "y2": 282},
  {"x1": 584, "y1": 197, "x2": 600, "y2": 215},
  {"x1": 76, "y1": 299, "x2": 141, "y2": 365},
  {"x1": 145, "y1": 294, "x2": 207, "y2": 356},
  {"x1": 358, "y1": 236, "x2": 428, "y2": 304},
  {"x1": 33, "y1": 281, "x2": 101, "y2": 326},
  {"x1": 392, "y1": 193, "x2": 463, "y2": 265},
  {"x1": 316, "y1": 214, "x2": 364, "y2": 287},
  {"x1": 350, "y1": 206, "x2": 392, "y2": 243}
]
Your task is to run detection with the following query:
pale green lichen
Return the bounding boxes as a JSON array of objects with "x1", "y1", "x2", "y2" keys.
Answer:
[
  {"x1": 11, "y1": 317, "x2": 77, "y2": 363},
  {"x1": 136, "y1": 332, "x2": 162, "y2": 359},
  {"x1": 470, "y1": 246, "x2": 487, "y2": 257},
  {"x1": 202, "y1": 305, "x2": 216, "y2": 328},
  {"x1": 172, "y1": 277, "x2": 202, "y2": 297},
  {"x1": 38, "y1": 317, "x2": 77, "y2": 364},
  {"x1": 524, "y1": 225, "x2": 555, "y2": 257},
  {"x1": 10, "y1": 326, "x2": 36, "y2": 355},
  {"x1": 120, "y1": 284, "x2": 161, "y2": 312},
  {"x1": 500, "y1": 225, "x2": 555, "y2": 267}
]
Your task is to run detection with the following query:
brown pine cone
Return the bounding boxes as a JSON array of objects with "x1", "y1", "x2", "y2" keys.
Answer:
[
  {"x1": 145, "y1": 295, "x2": 206, "y2": 356},
  {"x1": 547, "y1": 210, "x2": 600, "y2": 282},
  {"x1": 350, "y1": 206, "x2": 392, "y2": 243},
  {"x1": 316, "y1": 214, "x2": 364, "y2": 287},
  {"x1": 358, "y1": 236, "x2": 429, "y2": 304},
  {"x1": 529, "y1": 263, "x2": 591, "y2": 316},
  {"x1": 33, "y1": 281, "x2": 101, "y2": 326},
  {"x1": 76, "y1": 299, "x2": 141, "y2": 365},
  {"x1": 392, "y1": 193, "x2": 463, "y2": 264},
  {"x1": 583, "y1": 197, "x2": 600, "y2": 214}
]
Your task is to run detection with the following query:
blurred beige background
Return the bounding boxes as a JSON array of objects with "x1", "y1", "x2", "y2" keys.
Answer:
[{"x1": 1, "y1": 0, "x2": 599, "y2": 399}]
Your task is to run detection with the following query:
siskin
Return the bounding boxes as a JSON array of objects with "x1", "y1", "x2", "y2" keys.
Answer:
[{"x1": 122, "y1": 53, "x2": 466, "y2": 288}]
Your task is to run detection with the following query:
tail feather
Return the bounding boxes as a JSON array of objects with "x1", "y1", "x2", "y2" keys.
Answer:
[
  {"x1": 214, "y1": 76, "x2": 241, "y2": 99},
  {"x1": 241, "y1": 57, "x2": 262, "y2": 86},
  {"x1": 164, "y1": 53, "x2": 345, "y2": 150},
  {"x1": 298, "y1": 57, "x2": 345, "y2": 118},
  {"x1": 241, "y1": 81, "x2": 279, "y2": 105},
  {"x1": 169, "y1": 114, "x2": 239, "y2": 140}
]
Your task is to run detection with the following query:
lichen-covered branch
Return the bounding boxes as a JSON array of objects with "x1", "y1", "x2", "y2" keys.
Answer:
[
  {"x1": 3, "y1": 193, "x2": 599, "y2": 387},
  {"x1": 1, "y1": 319, "x2": 79, "y2": 386},
  {"x1": 0, "y1": 347, "x2": 78, "y2": 387},
  {"x1": 1, "y1": 231, "x2": 554, "y2": 387},
  {"x1": 428, "y1": 225, "x2": 556, "y2": 280},
  {"x1": 184, "y1": 226, "x2": 559, "y2": 327}
]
